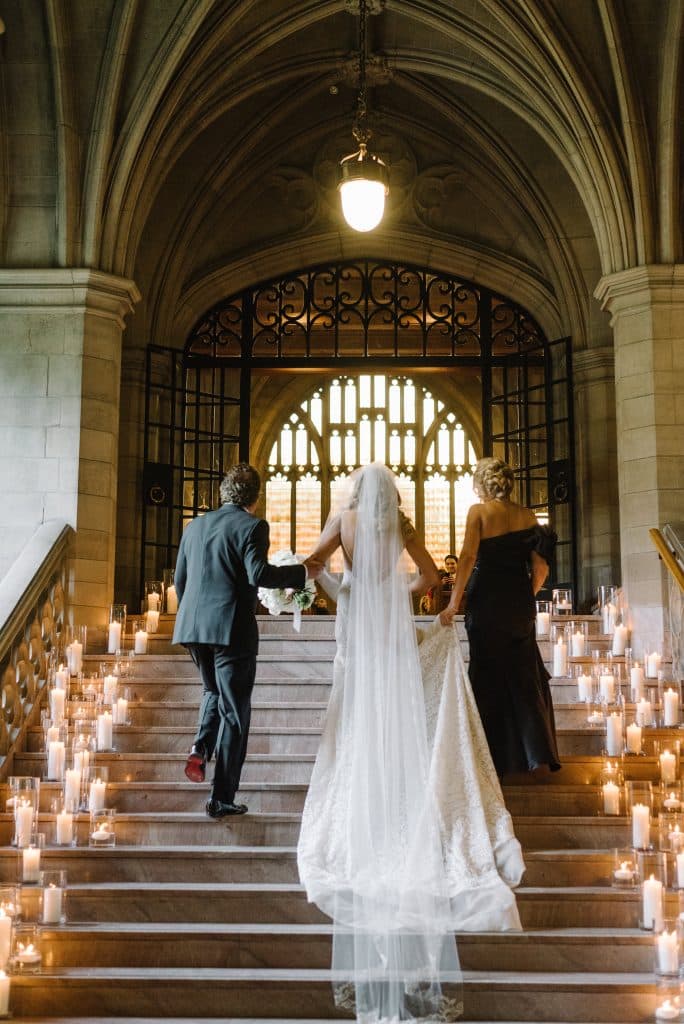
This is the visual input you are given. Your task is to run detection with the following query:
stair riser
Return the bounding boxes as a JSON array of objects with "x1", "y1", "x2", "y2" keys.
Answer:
[
  {"x1": 7, "y1": 977, "x2": 660, "y2": 1022},
  {"x1": 26, "y1": 731, "x2": 323, "y2": 756},
  {"x1": 64, "y1": 706, "x2": 329, "y2": 729},
  {"x1": 121, "y1": 680, "x2": 334, "y2": 701}
]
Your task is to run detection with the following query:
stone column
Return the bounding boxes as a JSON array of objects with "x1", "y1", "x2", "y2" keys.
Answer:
[
  {"x1": 595, "y1": 265, "x2": 684, "y2": 653},
  {"x1": 572, "y1": 347, "x2": 621, "y2": 605},
  {"x1": 0, "y1": 270, "x2": 140, "y2": 629}
]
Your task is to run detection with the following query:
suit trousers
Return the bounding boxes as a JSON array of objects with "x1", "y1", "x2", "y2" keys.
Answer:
[{"x1": 187, "y1": 644, "x2": 257, "y2": 804}]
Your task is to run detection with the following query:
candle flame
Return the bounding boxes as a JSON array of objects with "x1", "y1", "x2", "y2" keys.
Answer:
[{"x1": 620, "y1": 861, "x2": 628, "y2": 870}]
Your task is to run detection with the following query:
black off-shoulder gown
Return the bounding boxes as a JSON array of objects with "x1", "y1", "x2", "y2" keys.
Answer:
[{"x1": 465, "y1": 525, "x2": 561, "y2": 776}]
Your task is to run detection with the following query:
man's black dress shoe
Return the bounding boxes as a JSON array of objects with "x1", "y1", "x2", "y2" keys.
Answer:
[{"x1": 205, "y1": 799, "x2": 248, "y2": 818}]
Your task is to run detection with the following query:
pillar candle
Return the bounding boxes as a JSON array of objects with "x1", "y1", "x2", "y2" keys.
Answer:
[
  {"x1": 536, "y1": 612, "x2": 549, "y2": 637},
  {"x1": 0, "y1": 971, "x2": 9, "y2": 1014},
  {"x1": 0, "y1": 914, "x2": 10, "y2": 970},
  {"x1": 677, "y1": 850, "x2": 684, "y2": 888},
  {"x1": 114, "y1": 696, "x2": 128, "y2": 726},
  {"x1": 669, "y1": 825, "x2": 684, "y2": 852},
  {"x1": 656, "y1": 999, "x2": 680, "y2": 1020},
  {"x1": 47, "y1": 740, "x2": 65, "y2": 780},
  {"x1": 50, "y1": 686, "x2": 66, "y2": 722},
  {"x1": 577, "y1": 673, "x2": 592, "y2": 702},
  {"x1": 147, "y1": 591, "x2": 160, "y2": 611},
  {"x1": 55, "y1": 808, "x2": 73, "y2": 845},
  {"x1": 599, "y1": 673, "x2": 616, "y2": 703},
  {"x1": 657, "y1": 928, "x2": 679, "y2": 974},
  {"x1": 660, "y1": 750, "x2": 677, "y2": 785},
  {"x1": 602, "y1": 602, "x2": 616, "y2": 633},
  {"x1": 552, "y1": 637, "x2": 567, "y2": 677},
  {"x1": 15, "y1": 800, "x2": 34, "y2": 847},
  {"x1": 46, "y1": 724, "x2": 59, "y2": 746},
  {"x1": 64, "y1": 767, "x2": 81, "y2": 806},
  {"x1": 74, "y1": 747, "x2": 90, "y2": 773},
  {"x1": 42, "y1": 884, "x2": 63, "y2": 924},
  {"x1": 632, "y1": 802, "x2": 650, "y2": 848},
  {"x1": 612, "y1": 624, "x2": 628, "y2": 656},
  {"x1": 103, "y1": 675, "x2": 118, "y2": 705},
  {"x1": 89, "y1": 778, "x2": 106, "y2": 813},
  {"x1": 636, "y1": 697, "x2": 653, "y2": 727},
  {"x1": 571, "y1": 630, "x2": 585, "y2": 657},
  {"x1": 68, "y1": 640, "x2": 83, "y2": 675},
  {"x1": 55, "y1": 665, "x2": 68, "y2": 687},
  {"x1": 630, "y1": 663, "x2": 645, "y2": 701},
  {"x1": 664, "y1": 791, "x2": 682, "y2": 811},
  {"x1": 602, "y1": 781, "x2": 620, "y2": 815},
  {"x1": 166, "y1": 585, "x2": 178, "y2": 613},
  {"x1": 96, "y1": 711, "x2": 113, "y2": 751},
  {"x1": 642, "y1": 874, "x2": 664, "y2": 930},
  {"x1": 626, "y1": 722, "x2": 642, "y2": 754},
  {"x1": 647, "y1": 651, "x2": 662, "y2": 679},
  {"x1": 605, "y1": 713, "x2": 623, "y2": 756},
  {"x1": 663, "y1": 688, "x2": 680, "y2": 727},
  {"x1": 22, "y1": 845, "x2": 41, "y2": 883},
  {"x1": 107, "y1": 620, "x2": 122, "y2": 654},
  {"x1": 145, "y1": 609, "x2": 160, "y2": 633},
  {"x1": 134, "y1": 629, "x2": 148, "y2": 654}
]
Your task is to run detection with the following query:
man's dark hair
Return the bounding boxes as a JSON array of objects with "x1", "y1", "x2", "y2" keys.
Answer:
[
  {"x1": 445, "y1": 554, "x2": 457, "y2": 562},
  {"x1": 220, "y1": 463, "x2": 261, "y2": 508}
]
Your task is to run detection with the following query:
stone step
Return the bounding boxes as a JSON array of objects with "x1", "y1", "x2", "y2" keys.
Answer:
[
  {"x1": 66, "y1": 702, "x2": 329, "y2": 729},
  {"x1": 0, "y1": 847, "x2": 622, "y2": 888},
  {"x1": 0, "y1": 809, "x2": 641, "y2": 849},
  {"x1": 37, "y1": 923, "x2": 658, "y2": 974},
  {"x1": 6, "y1": 967, "x2": 660, "y2": 1021}
]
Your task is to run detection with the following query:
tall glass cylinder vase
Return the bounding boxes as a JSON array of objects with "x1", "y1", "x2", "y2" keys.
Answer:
[
  {"x1": 8, "y1": 777, "x2": 40, "y2": 848},
  {"x1": 107, "y1": 604, "x2": 126, "y2": 655},
  {"x1": 626, "y1": 781, "x2": 654, "y2": 851},
  {"x1": 535, "y1": 599, "x2": 551, "y2": 638},
  {"x1": 65, "y1": 625, "x2": 86, "y2": 676},
  {"x1": 637, "y1": 850, "x2": 667, "y2": 930},
  {"x1": 598, "y1": 584, "x2": 618, "y2": 634},
  {"x1": 552, "y1": 588, "x2": 573, "y2": 615}
]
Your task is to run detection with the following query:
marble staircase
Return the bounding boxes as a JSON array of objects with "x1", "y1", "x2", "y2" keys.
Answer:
[{"x1": 0, "y1": 613, "x2": 679, "y2": 1022}]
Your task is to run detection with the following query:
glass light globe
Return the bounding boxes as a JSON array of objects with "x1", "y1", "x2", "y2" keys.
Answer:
[{"x1": 340, "y1": 178, "x2": 386, "y2": 232}]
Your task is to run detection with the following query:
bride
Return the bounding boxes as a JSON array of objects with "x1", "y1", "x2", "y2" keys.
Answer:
[{"x1": 297, "y1": 463, "x2": 524, "y2": 1023}]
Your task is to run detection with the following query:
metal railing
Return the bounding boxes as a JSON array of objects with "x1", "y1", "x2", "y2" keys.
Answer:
[{"x1": 0, "y1": 521, "x2": 72, "y2": 779}]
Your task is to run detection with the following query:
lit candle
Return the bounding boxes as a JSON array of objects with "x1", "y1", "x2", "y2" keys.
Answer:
[
  {"x1": 74, "y1": 745, "x2": 90, "y2": 773},
  {"x1": 103, "y1": 674, "x2": 118, "y2": 705},
  {"x1": 599, "y1": 673, "x2": 616, "y2": 703},
  {"x1": 15, "y1": 800, "x2": 34, "y2": 848},
  {"x1": 657, "y1": 927, "x2": 680, "y2": 974},
  {"x1": 656, "y1": 999, "x2": 680, "y2": 1021},
  {"x1": 571, "y1": 630, "x2": 585, "y2": 657},
  {"x1": 602, "y1": 601, "x2": 616, "y2": 634},
  {"x1": 670, "y1": 825, "x2": 684, "y2": 852},
  {"x1": 664, "y1": 688, "x2": 680, "y2": 727},
  {"x1": 55, "y1": 808, "x2": 73, "y2": 846},
  {"x1": 647, "y1": 651, "x2": 662, "y2": 679},
  {"x1": 96, "y1": 711, "x2": 113, "y2": 751},
  {"x1": 552, "y1": 636, "x2": 567, "y2": 677},
  {"x1": 577, "y1": 673, "x2": 592, "y2": 702},
  {"x1": 166, "y1": 584, "x2": 178, "y2": 613},
  {"x1": 114, "y1": 696, "x2": 128, "y2": 726},
  {"x1": 630, "y1": 662, "x2": 645, "y2": 701},
  {"x1": 41, "y1": 883, "x2": 63, "y2": 924},
  {"x1": 612, "y1": 624, "x2": 628, "y2": 656},
  {"x1": 613, "y1": 860, "x2": 634, "y2": 881},
  {"x1": 107, "y1": 619, "x2": 122, "y2": 654},
  {"x1": 64, "y1": 767, "x2": 81, "y2": 807},
  {"x1": 660, "y1": 749, "x2": 677, "y2": 785},
  {"x1": 605, "y1": 713, "x2": 623, "y2": 756},
  {"x1": 49, "y1": 686, "x2": 66, "y2": 722},
  {"x1": 47, "y1": 739, "x2": 65, "y2": 780},
  {"x1": 55, "y1": 664, "x2": 68, "y2": 688},
  {"x1": 626, "y1": 722, "x2": 642, "y2": 754},
  {"x1": 636, "y1": 697, "x2": 653, "y2": 727},
  {"x1": 556, "y1": 599, "x2": 572, "y2": 613},
  {"x1": 145, "y1": 609, "x2": 160, "y2": 633},
  {"x1": 67, "y1": 639, "x2": 83, "y2": 675},
  {"x1": 642, "y1": 873, "x2": 663, "y2": 930},
  {"x1": 632, "y1": 802, "x2": 651, "y2": 849},
  {"x1": 0, "y1": 971, "x2": 9, "y2": 1015},
  {"x1": 134, "y1": 628, "x2": 148, "y2": 654},
  {"x1": 664, "y1": 791, "x2": 682, "y2": 811},
  {"x1": 15, "y1": 942, "x2": 41, "y2": 965},
  {"x1": 22, "y1": 845, "x2": 41, "y2": 883},
  {"x1": 0, "y1": 912, "x2": 11, "y2": 970},
  {"x1": 587, "y1": 709, "x2": 605, "y2": 726},
  {"x1": 46, "y1": 724, "x2": 59, "y2": 745},
  {"x1": 602, "y1": 781, "x2": 620, "y2": 815},
  {"x1": 88, "y1": 778, "x2": 106, "y2": 813},
  {"x1": 90, "y1": 820, "x2": 113, "y2": 843}
]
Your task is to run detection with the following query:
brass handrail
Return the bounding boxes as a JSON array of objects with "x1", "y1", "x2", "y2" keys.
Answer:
[{"x1": 650, "y1": 527, "x2": 684, "y2": 591}]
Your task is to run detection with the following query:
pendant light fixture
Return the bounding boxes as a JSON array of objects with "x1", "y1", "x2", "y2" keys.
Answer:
[{"x1": 338, "y1": 0, "x2": 389, "y2": 232}]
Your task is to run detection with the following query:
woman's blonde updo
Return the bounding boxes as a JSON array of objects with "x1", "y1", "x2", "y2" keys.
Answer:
[{"x1": 473, "y1": 457, "x2": 515, "y2": 501}]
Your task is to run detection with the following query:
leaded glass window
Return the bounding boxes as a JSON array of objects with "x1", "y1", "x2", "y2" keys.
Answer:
[{"x1": 265, "y1": 374, "x2": 478, "y2": 568}]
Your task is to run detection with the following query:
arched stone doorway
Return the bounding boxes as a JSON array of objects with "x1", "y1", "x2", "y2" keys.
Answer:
[{"x1": 141, "y1": 260, "x2": 576, "y2": 595}]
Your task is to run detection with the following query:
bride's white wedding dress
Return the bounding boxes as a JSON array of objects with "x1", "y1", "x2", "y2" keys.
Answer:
[{"x1": 297, "y1": 464, "x2": 524, "y2": 1023}]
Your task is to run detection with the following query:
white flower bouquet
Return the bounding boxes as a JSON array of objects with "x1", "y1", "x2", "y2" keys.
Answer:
[{"x1": 258, "y1": 550, "x2": 316, "y2": 631}]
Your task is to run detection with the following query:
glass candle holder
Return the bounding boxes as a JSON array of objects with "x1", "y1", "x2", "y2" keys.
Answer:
[
  {"x1": 627, "y1": 781, "x2": 654, "y2": 850},
  {"x1": 144, "y1": 580, "x2": 163, "y2": 614},
  {"x1": 660, "y1": 681, "x2": 682, "y2": 729},
  {"x1": 655, "y1": 741, "x2": 681, "y2": 786},
  {"x1": 567, "y1": 620, "x2": 588, "y2": 658},
  {"x1": 535, "y1": 599, "x2": 551, "y2": 638},
  {"x1": 654, "y1": 977, "x2": 684, "y2": 1021},
  {"x1": 48, "y1": 674, "x2": 68, "y2": 725},
  {"x1": 575, "y1": 664, "x2": 593, "y2": 703},
  {"x1": 71, "y1": 729, "x2": 96, "y2": 779},
  {"x1": 600, "y1": 776, "x2": 622, "y2": 816},
  {"x1": 96, "y1": 708, "x2": 114, "y2": 752},
  {"x1": 86, "y1": 766, "x2": 109, "y2": 814},
  {"x1": 552, "y1": 588, "x2": 573, "y2": 615},
  {"x1": 132, "y1": 618, "x2": 148, "y2": 655},
  {"x1": 54, "y1": 804, "x2": 75, "y2": 847},
  {"x1": 11, "y1": 925, "x2": 42, "y2": 973},
  {"x1": 145, "y1": 607, "x2": 160, "y2": 634},
  {"x1": 604, "y1": 706, "x2": 625, "y2": 758},
  {"x1": 586, "y1": 700, "x2": 606, "y2": 730},
  {"x1": 550, "y1": 622, "x2": 569, "y2": 677},
  {"x1": 164, "y1": 568, "x2": 177, "y2": 614},
  {"x1": 0, "y1": 907, "x2": 11, "y2": 973},
  {"x1": 40, "y1": 870, "x2": 67, "y2": 925},
  {"x1": 611, "y1": 615, "x2": 630, "y2": 656},
  {"x1": 89, "y1": 809, "x2": 116, "y2": 848},
  {"x1": 112, "y1": 688, "x2": 130, "y2": 727},
  {"x1": 20, "y1": 835, "x2": 45, "y2": 885},
  {"x1": 612, "y1": 847, "x2": 638, "y2": 888},
  {"x1": 0, "y1": 887, "x2": 20, "y2": 923},
  {"x1": 625, "y1": 719, "x2": 644, "y2": 756},
  {"x1": 646, "y1": 646, "x2": 664, "y2": 680},
  {"x1": 636, "y1": 692, "x2": 657, "y2": 728},
  {"x1": 107, "y1": 603, "x2": 127, "y2": 655},
  {"x1": 655, "y1": 919, "x2": 682, "y2": 977},
  {"x1": 638, "y1": 850, "x2": 667, "y2": 929},
  {"x1": 45, "y1": 721, "x2": 67, "y2": 783},
  {"x1": 597, "y1": 664, "x2": 618, "y2": 705},
  {"x1": 598, "y1": 584, "x2": 618, "y2": 634},
  {"x1": 661, "y1": 785, "x2": 684, "y2": 815},
  {"x1": 65, "y1": 624, "x2": 87, "y2": 676},
  {"x1": 8, "y1": 778, "x2": 40, "y2": 849}
]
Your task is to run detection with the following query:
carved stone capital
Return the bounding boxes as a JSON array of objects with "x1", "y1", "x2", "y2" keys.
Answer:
[
  {"x1": 594, "y1": 264, "x2": 684, "y2": 323},
  {"x1": 0, "y1": 269, "x2": 141, "y2": 328},
  {"x1": 572, "y1": 346, "x2": 615, "y2": 386}
]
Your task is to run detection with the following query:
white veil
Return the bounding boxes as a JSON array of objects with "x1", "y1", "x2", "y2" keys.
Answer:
[{"x1": 309, "y1": 464, "x2": 463, "y2": 1022}]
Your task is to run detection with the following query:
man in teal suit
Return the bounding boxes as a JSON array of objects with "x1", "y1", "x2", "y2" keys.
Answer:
[{"x1": 173, "y1": 463, "x2": 322, "y2": 818}]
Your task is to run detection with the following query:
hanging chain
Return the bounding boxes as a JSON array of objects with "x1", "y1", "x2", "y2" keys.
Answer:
[{"x1": 352, "y1": 0, "x2": 370, "y2": 145}]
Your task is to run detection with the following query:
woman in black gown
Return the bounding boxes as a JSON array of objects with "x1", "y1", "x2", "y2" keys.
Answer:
[{"x1": 440, "y1": 457, "x2": 560, "y2": 776}]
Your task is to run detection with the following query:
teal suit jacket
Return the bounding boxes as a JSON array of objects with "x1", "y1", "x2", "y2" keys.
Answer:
[{"x1": 172, "y1": 503, "x2": 306, "y2": 651}]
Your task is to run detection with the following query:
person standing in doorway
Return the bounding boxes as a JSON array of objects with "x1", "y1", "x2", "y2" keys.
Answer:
[{"x1": 173, "y1": 462, "x2": 322, "y2": 818}]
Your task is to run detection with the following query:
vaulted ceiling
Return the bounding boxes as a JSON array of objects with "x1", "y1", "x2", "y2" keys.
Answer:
[{"x1": 1, "y1": 0, "x2": 682, "y2": 348}]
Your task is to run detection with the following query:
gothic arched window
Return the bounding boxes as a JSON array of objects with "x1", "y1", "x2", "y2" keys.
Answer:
[{"x1": 265, "y1": 374, "x2": 478, "y2": 569}]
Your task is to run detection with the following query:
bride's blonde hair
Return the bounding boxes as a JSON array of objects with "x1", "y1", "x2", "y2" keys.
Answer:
[{"x1": 473, "y1": 457, "x2": 515, "y2": 501}]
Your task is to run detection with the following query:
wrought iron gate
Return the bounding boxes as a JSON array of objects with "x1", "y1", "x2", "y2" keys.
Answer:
[{"x1": 141, "y1": 261, "x2": 577, "y2": 597}]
